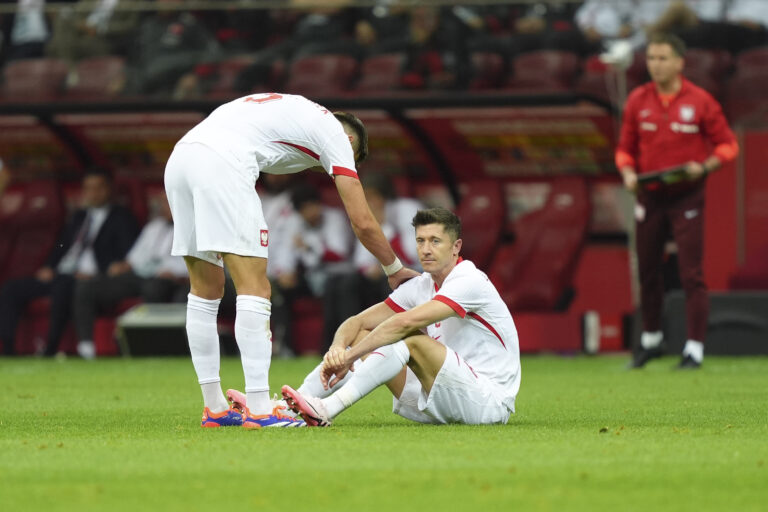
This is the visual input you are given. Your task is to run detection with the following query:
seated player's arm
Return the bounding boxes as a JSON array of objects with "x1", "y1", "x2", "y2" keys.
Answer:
[
  {"x1": 346, "y1": 300, "x2": 457, "y2": 363},
  {"x1": 329, "y1": 302, "x2": 396, "y2": 352}
]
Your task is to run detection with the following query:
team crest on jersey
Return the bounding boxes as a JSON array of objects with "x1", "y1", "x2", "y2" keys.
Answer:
[
  {"x1": 679, "y1": 105, "x2": 695, "y2": 122},
  {"x1": 260, "y1": 230, "x2": 269, "y2": 247}
]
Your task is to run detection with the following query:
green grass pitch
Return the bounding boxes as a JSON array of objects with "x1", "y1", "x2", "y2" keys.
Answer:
[{"x1": 1, "y1": 355, "x2": 767, "y2": 512}]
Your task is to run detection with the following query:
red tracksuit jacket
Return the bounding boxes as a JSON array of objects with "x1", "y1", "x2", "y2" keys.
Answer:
[{"x1": 615, "y1": 78, "x2": 738, "y2": 177}]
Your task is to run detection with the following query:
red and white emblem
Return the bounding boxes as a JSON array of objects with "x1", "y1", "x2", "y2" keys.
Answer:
[
  {"x1": 260, "y1": 229, "x2": 269, "y2": 247},
  {"x1": 679, "y1": 105, "x2": 695, "y2": 122}
]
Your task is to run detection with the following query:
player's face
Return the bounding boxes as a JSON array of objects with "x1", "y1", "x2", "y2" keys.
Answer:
[
  {"x1": 415, "y1": 223, "x2": 460, "y2": 273},
  {"x1": 646, "y1": 43, "x2": 683, "y2": 86},
  {"x1": 81, "y1": 175, "x2": 111, "y2": 208}
]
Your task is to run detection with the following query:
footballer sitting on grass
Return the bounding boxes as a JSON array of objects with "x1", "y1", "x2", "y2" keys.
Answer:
[{"x1": 229, "y1": 207, "x2": 521, "y2": 426}]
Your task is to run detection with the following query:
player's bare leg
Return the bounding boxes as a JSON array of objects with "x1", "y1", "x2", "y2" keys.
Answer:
[{"x1": 184, "y1": 257, "x2": 242, "y2": 426}]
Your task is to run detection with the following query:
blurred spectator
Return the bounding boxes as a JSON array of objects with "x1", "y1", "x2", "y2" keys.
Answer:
[
  {"x1": 270, "y1": 183, "x2": 353, "y2": 356},
  {"x1": 401, "y1": 6, "x2": 479, "y2": 90},
  {"x1": 0, "y1": 0, "x2": 59, "y2": 63},
  {"x1": 232, "y1": 6, "x2": 355, "y2": 94},
  {"x1": 72, "y1": 192, "x2": 187, "y2": 359},
  {"x1": 353, "y1": 2, "x2": 411, "y2": 54},
  {"x1": 0, "y1": 169, "x2": 139, "y2": 356},
  {"x1": 126, "y1": 0, "x2": 220, "y2": 96},
  {"x1": 46, "y1": 0, "x2": 138, "y2": 66},
  {"x1": 575, "y1": 0, "x2": 634, "y2": 49},
  {"x1": 630, "y1": 1, "x2": 725, "y2": 48},
  {"x1": 260, "y1": 173, "x2": 296, "y2": 280},
  {"x1": 510, "y1": 0, "x2": 580, "y2": 54}
]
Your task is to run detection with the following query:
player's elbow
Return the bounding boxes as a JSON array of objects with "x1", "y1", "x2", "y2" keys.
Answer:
[{"x1": 349, "y1": 216, "x2": 379, "y2": 240}]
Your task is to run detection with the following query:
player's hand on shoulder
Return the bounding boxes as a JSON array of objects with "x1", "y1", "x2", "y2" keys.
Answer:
[{"x1": 388, "y1": 267, "x2": 420, "y2": 290}]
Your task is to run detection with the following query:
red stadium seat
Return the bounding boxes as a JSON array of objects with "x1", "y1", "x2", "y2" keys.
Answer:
[
  {"x1": 734, "y1": 46, "x2": 768, "y2": 75},
  {"x1": 203, "y1": 55, "x2": 258, "y2": 99},
  {"x1": 505, "y1": 50, "x2": 580, "y2": 91},
  {"x1": 355, "y1": 53, "x2": 405, "y2": 94},
  {"x1": 0, "y1": 58, "x2": 69, "y2": 100},
  {"x1": 0, "y1": 181, "x2": 64, "y2": 283},
  {"x1": 284, "y1": 54, "x2": 358, "y2": 96},
  {"x1": 455, "y1": 181, "x2": 505, "y2": 270},
  {"x1": 683, "y1": 48, "x2": 732, "y2": 78},
  {"x1": 724, "y1": 71, "x2": 768, "y2": 124},
  {"x1": 65, "y1": 56, "x2": 126, "y2": 100},
  {"x1": 469, "y1": 52, "x2": 505, "y2": 90},
  {"x1": 489, "y1": 177, "x2": 590, "y2": 311}
]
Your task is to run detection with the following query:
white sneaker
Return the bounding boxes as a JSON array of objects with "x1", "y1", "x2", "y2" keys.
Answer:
[
  {"x1": 77, "y1": 341, "x2": 96, "y2": 360},
  {"x1": 281, "y1": 385, "x2": 331, "y2": 427}
]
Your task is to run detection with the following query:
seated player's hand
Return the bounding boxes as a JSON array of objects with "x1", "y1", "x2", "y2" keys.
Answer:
[
  {"x1": 321, "y1": 347, "x2": 354, "y2": 390},
  {"x1": 388, "y1": 267, "x2": 420, "y2": 290}
]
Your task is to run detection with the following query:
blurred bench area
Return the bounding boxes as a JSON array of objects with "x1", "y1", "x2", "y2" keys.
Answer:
[{"x1": 1, "y1": 1, "x2": 767, "y2": 357}]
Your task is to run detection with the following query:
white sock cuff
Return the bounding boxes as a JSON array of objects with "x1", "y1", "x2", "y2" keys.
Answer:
[
  {"x1": 188, "y1": 294, "x2": 221, "y2": 315},
  {"x1": 683, "y1": 339, "x2": 704, "y2": 362},
  {"x1": 198, "y1": 377, "x2": 221, "y2": 385},
  {"x1": 640, "y1": 331, "x2": 663, "y2": 349},
  {"x1": 388, "y1": 340, "x2": 410, "y2": 365},
  {"x1": 236, "y1": 295, "x2": 271, "y2": 315}
]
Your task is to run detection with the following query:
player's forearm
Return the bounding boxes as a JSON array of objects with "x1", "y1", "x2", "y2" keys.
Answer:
[
  {"x1": 350, "y1": 220, "x2": 398, "y2": 267},
  {"x1": 346, "y1": 314, "x2": 416, "y2": 362},
  {"x1": 330, "y1": 316, "x2": 364, "y2": 352}
]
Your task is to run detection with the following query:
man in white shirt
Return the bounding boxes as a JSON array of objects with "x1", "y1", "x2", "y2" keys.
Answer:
[
  {"x1": 280, "y1": 207, "x2": 521, "y2": 426},
  {"x1": 164, "y1": 92, "x2": 418, "y2": 428},
  {"x1": 72, "y1": 193, "x2": 187, "y2": 359}
]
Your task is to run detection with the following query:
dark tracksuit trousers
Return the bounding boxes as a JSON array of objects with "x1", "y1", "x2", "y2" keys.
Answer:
[{"x1": 636, "y1": 183, "x2": 708, "y2": 342}]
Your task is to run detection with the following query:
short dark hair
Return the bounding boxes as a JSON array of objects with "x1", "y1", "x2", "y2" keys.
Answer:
[
  {"x1": 647, "y1": 32, "x2": 686, "y2": 57},
  {"x1": 290, "y1": 183, "x2": 322, "y2": 210},
  {"x1": 412, "y1": 207, "x2": 461, "y2": 241},
  {"x1": 333, "y1": 111, "x2": 369, "y2": 164}
]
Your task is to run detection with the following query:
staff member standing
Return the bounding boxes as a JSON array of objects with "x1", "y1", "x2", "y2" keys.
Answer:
[{"x1": 616, "y1": 33, "x2": 738, "y2": 369}]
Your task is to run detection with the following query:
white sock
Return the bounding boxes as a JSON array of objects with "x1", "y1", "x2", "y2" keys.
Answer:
[
  {"x1": 641, "y1": 331, "x2": 663, "y2": 350},
  {"x1": 77, "y1": 340, "x2": 96, "y2": 360},
  {"x1": 187, "y1": 294, "x2": 228, "y2": 412},
  {"x1": 297, "y1": 358, "x2": 354, "y2": 399},
  {"x1": 323, "y1": 341, "x2": 410, "y2": 419},
  {"x1": 683, "y1": 340, "x2": 704, "y2": 363},
  {"x1": 236, "y1": 295, "x2": 273, "y2": 415}
]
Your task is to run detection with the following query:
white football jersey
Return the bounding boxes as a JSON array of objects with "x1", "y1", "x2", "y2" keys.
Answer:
[
  {"x1": 385, "y1": 259, "x2": 521, "y2": 409},
  {"x1": 179, "y1": 93, "x2": 358, "y2": 181}
]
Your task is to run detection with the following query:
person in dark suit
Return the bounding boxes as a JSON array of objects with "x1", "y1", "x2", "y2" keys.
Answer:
[{"x1": 0, "y1": 169, "x2": 139, "y2": 357}]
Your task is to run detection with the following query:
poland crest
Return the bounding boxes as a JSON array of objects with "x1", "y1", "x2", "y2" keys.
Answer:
[
  {"x1": 679, "y1": 105, "x2": 695, "y2": 122},
  {"x1": 260, "y1": 229, "x2": 269, "y2": 247}
]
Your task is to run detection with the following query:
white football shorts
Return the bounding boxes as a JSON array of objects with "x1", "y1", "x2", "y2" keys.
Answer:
[
  {"x1": 392, "y1": 347, "x2": 512, "y2": 425},
  {"x1": 165, "y1": 142, "x2": 269, "y2": 266}
]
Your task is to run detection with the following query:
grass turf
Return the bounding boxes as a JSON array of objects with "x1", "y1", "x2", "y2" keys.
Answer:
[{"x1": 1, "y1": 355, "x2": 767, "y2": 512}]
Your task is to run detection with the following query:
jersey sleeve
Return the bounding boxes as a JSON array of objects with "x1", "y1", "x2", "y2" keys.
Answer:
[
  {"x1": 432, "y1": 270, "x2": 488, "y2": 318},
  {"x1": 701, "y1": 93, "x2": 738, "y2": 162},
  {"x1": 319, "y1": 131, "x2": 358, "y2": 180},
  {"x1": 385, "y1": 276, "x2": 422, "y2": 313}
]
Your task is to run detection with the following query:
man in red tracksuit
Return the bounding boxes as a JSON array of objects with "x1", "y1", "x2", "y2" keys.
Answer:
[{"x1": 616, "y1": 33, "x2": 739, "y2": 369}]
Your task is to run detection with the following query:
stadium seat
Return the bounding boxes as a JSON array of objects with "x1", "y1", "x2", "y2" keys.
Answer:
[
  {"x1": 0, "y1": 58, "x2": 69, "y2": 100},
  {"x1": 504, "y1": 50, "x2": 580, "y2": 91},
  {"x1": 283, "y1": 54, "x2": 358, "y2": 96},
  {"x1": 724, "y1": 72, "x2": 768, "y2": 124},
  {"x1": 489, "y1": 177, "x2": 590, "y2": 311},
  {"x1": 65, "y1": 56, "x2": 126, "y2": 100},
  {"x1": 455, "y1": 181, "x2": 505, "y2": 270},
  {"x1": 469, "y1": 52, "x2": 505, "y2": 90},
  {"x1": 202, "y1": 55, "x2": 257, "y2": 99},
  {"x1": 683, "y1": 48, "x2": 732, "y2": 78},
  {"x1": 734, "y1": 46, "x2": 768, "y2": 75},
  {"x1": 355, "y1": 53, "x2": 406, "y2": 94}
]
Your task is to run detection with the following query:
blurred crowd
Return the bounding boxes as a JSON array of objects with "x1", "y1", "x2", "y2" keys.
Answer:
[{"x1": 0, "y1": 0, "x2": 766, "y2": 98}]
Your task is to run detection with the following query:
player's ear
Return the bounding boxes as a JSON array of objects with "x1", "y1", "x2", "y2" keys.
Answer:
[{"x1": 454, "y1": 238, "x2": 462, "y2": 256}]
